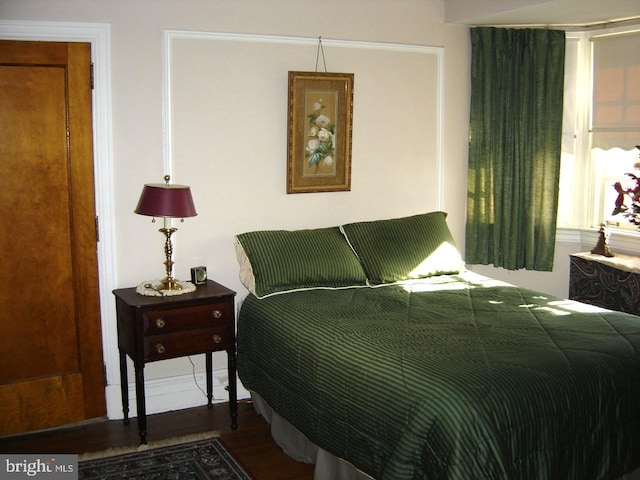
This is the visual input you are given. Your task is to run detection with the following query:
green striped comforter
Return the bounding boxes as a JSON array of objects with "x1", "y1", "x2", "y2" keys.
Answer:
[{"x1": 237, "y1": 273, "x2": 640, "y2": 479}]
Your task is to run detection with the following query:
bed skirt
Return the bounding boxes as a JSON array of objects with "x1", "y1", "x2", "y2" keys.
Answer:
[
  {"x1": 251, "y1": 392, "x2": 640, "y2": 480},
  {"x1": 251, "y1": 392, "x2": 372, "y2": 480}
]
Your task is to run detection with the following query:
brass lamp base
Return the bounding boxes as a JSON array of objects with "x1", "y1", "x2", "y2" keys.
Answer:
[
  {"x1": 136, "y1": 223, "x2": 196, "y2": 296},
  {"x1": 158, "y1": 226, "x2": 182, "y2": 289},
  {"x1": 158, "y1": 277, "x2": 182, "y2": 291}
]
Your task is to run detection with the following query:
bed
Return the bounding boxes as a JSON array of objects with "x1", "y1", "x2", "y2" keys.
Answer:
[{"x1": 234, "y1": 212, "x2": 640, "y2": 480}]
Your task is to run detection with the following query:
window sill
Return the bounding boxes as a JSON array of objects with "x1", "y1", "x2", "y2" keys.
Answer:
[{"x1": 557, "y1": 226, "x2": 640, "y2": 256}]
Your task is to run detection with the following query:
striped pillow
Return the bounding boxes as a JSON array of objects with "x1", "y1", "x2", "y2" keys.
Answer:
[
  {"x1": 235, "y1": 227, "x2": 368, "y2": 298},
  {"x1": 340, "y1": 211, "x2": 464, "y2": 285}
]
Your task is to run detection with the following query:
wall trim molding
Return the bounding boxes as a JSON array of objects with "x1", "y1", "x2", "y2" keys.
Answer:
[
  {"x1": 162, "y1": 29, "x2": 446, "y2": 208},
  {"x1": 557, "y1": 226, "x2": 640, "y2": 256}
]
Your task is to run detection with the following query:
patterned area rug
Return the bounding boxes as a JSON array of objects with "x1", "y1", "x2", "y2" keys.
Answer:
[{"x1": 79, "y1": 435, "x2": 252, "y2": 480}]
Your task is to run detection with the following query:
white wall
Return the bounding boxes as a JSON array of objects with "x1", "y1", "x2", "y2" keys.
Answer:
[
  {"x1": 444, "y1": 0, "x2": 548, "y2": 23},
  {"x1": 467, "y1": 242, "x2": 578, "y2": 299},
  {"x1": 0, "y1": 0, "x2": 472, "y2": 418}
]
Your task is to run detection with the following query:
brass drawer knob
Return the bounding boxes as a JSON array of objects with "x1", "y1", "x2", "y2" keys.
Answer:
[
  {"x1": 212, "y1": 334, "x2": 222, "y2": 344},
  {"x1": 155, "y1": 343, "x2": 166, "y2": 354},
  {"x1": 155, "y1": 318, "x2": 166, "y2": 328},
  {"x1": 212, "y1": 310, "x2": 223, "y2": 319}
]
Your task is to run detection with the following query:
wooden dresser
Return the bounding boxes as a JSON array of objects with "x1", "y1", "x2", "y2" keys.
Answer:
[{"x1": 569, "y1": 252, "x2": 640, "y2": 316}]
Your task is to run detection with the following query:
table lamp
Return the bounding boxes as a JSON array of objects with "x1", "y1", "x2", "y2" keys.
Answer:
[{"x1": 135, "y1": 175, "x2": 197, "y2": 292}]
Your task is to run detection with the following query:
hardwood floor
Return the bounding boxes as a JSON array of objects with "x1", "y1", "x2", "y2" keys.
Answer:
[{"x1": 0, "y1": 399, "x2": 315, "y2": 480}]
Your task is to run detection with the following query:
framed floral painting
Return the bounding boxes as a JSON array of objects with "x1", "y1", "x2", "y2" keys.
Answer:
[{"x1": 286, "y1": 71, "x2": 354, "y2": 193}]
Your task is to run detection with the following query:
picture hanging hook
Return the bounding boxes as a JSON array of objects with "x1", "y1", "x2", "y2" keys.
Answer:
[{"x1": 315, "y1": 36, "x2": 327, "y2": 72}]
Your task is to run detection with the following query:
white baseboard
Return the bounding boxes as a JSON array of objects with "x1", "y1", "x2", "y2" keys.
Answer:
[{"x1": 105, "y1": 367, "x2": 250, "y2": 420}]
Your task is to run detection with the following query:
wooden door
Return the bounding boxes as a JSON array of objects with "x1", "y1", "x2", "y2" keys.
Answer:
[{"x1": 0, "y1": 40, "x2": 106, "y2": 435}]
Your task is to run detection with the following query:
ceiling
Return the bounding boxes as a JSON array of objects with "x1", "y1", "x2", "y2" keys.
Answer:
[{"x1": 444, "y1": 0, "x2": 640, "y2": 27}]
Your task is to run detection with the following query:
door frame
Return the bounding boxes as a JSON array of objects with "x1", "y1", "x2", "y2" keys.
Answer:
[{"x1": 0, "y1": 21, "x2": 120, "y2": 418}]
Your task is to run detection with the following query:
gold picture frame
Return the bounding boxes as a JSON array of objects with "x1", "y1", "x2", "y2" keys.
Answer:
[{"x1": 286, "y1": 71, "x2": 354, "y2": 194}]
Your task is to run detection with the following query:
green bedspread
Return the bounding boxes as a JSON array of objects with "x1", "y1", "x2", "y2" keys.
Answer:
[{"x1": 237, "y1": 272, "x2": 640, "y2": 479}]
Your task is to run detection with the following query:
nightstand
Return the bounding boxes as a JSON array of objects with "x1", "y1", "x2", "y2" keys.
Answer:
[{"x1": 113, "y1": 280, "x2": 237, "y2": 444}]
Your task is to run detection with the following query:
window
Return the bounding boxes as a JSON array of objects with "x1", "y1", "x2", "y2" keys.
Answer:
[{"x1": 558, "y1": 26, "x2": 640, "y2": 236}]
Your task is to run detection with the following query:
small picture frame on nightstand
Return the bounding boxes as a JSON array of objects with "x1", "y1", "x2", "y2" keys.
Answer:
[{"x1": 190, "y1": 266, "x2": 207, "y2": 285}]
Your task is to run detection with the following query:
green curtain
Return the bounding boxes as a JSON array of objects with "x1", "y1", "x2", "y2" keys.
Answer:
[{"x1": 465, "y1": 27, "x2": 565, "y2": 271}]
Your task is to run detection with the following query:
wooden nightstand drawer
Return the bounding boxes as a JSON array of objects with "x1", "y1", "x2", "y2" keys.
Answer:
[
  {"x1": 144, "y1": 325, "x2": 231, "y2": 361},
  {"x1": 143, "y1": 302, "x2": 232, "y2": 335}
]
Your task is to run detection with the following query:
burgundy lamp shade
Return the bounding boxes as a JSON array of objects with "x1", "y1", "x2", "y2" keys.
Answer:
[{"x1": 135, "y1": 182, "x2": 197, "y2": 218}]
